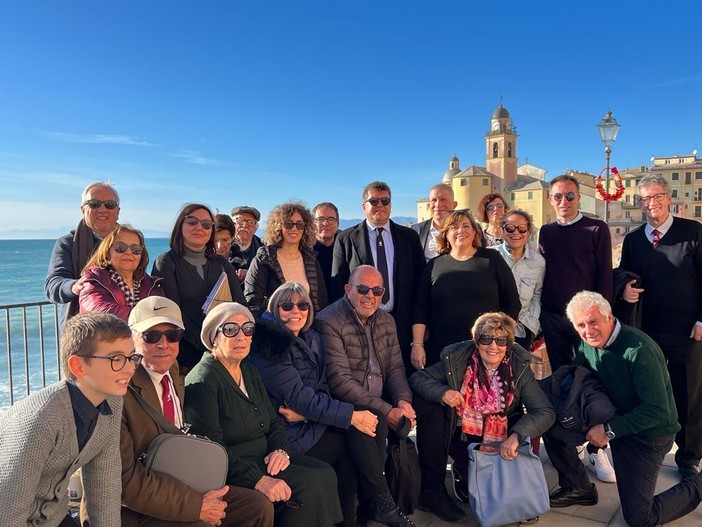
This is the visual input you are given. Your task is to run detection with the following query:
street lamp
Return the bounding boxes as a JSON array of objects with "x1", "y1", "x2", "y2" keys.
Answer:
[{"x1": 597, "y1": 110, "x2": 621, "y2": 223}]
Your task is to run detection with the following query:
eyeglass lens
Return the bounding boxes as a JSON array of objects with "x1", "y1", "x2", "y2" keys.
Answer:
[{"x1": 142, "y1": 329, "x2": 184, "y2": 344}]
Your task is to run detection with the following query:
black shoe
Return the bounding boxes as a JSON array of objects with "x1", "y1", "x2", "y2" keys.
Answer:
[
  {"x1": 549, "y1": 485, "x2": 599, "y2": 508},
  {"x1": 417, "y1": 490, "x2": 466, "y2": 523},
  {"x1": 367, "y1": 508, "x2": 416, "y2": 527},
  {"x1": 450, "y1": 465, "x2": 469, "y2": 503},
  {"x1": 678, "y1": 464, "x2": 700, "y2": 480}
]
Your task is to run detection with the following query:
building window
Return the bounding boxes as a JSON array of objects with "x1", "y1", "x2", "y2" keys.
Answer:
[
  {"x1": 696, "y1": 171, "x2": 702, "y2": 180},
  {"x1": 460, "y1": 178, "x2": 468, "y2": 186},
  {"x1": 672, "y1": 172, "x2": 679, "y2": 180},
  {"x1": 686, "y1": 172, "x2": 692, "y2": 184},
  {"x1": 527, "y1": 191, "x2": 533, "y2": 200},
  {"x1": 696, "y1": 206, "x2": 701, "y2": 218},
  {"x1": 672, "y1": 190, "x2": 678, "y2": 198},
  {"x1": 625, "y1": 210, "x2": 630, "y2": 218},
  {"x1": 511, "y1": 193, "x2": 516, "y2": 201},
  {"x1": 508, "y1": 142, "x2": 513, "y2": 158},
  {"x1": 625, "y1": 179, "x2": 631, "y2": 187},
  {"x1": 492, "y1": 142, "x2": 499, "y2": 158}
]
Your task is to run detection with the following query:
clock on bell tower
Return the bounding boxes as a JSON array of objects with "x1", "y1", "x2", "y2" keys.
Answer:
[{"x1": 485, "y1": 100, "x2": 518, "y2": 187}]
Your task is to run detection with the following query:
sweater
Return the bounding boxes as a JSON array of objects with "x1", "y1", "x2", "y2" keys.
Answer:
[
  {"x1": 538, "y1": 216, "x2": 613, "y2": 314},
  {"x1": 573, "y1": 324, "x2": 680, "y2": 439}
]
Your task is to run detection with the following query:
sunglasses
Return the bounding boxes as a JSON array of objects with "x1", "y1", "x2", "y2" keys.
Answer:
[
  {"x1": 486, "y1": 203, "x2": 505, "y2": 211},
  {"x1": 141, "y1": 328, "x2": 184, "y2": 344},
  {"x1": 351, "y1": 284, "x2": 385, "y2": 297},
  {"x1": 503, "y1": 224, "x2": 529, "y2": 234},
  {"x1": 365, "y1": 197, "x2": 391, "y2": 207},
  {"x1": 218, "y1": 321, "x2": 256, "y2": 338},
  {"x1": 551, "y1": 192, "x2": 577, "y2": 202},
  {"x1": 112, "y1": 241, "x2": 145, "y2": 255},
  {"x1": 184, "y1": 216, "x2": 214, "y2": 229},
  {"x1": 477, "y1": 335, "x2": 509, "y2": 346},
  {"x1": 280, "y1": 301, "x2": 310, "y2": 312},
  {"x1": 283, "y1": 220, "x2": 306, "y2": 230},
  {"x1": 83, "y1": 199, "x2": 119, "y2": 210},
  {"x1": 81, "y1": 353, "x2": 143, "y2": 371}
]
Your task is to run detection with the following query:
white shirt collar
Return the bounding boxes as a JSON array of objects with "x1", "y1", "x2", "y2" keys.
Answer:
[
  {"x1": 645, "y1": 212, "x2": 673, "y2": 237},
  {"x1": 557, "y1": 212, "x2": 583, "y2": 226},
  {"x1": 604, "y1": 319, "x2": 622, "y2": 348}
]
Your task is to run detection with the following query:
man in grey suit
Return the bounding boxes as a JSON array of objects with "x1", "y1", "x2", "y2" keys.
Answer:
[
  {"x1": 331, "y1": 181, "x2": 425, "y2": 371},
  {"x1": 0, "y1": 313, "x2": 137, "y2": 527},
  {"x1": 411, "y1": 183, "x2": 457, "y2": 261}
]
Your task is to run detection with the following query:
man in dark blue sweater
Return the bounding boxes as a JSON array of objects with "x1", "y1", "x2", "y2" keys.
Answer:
[
  {"x1": 546, "y1": 291, "x2": 702, "y2": 527},
  {"x1": 619, "y1": 174, "x2": 702, "y2": 480}
]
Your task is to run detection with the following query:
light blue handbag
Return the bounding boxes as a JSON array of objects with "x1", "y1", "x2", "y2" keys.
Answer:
[{"x1": 467, "y1": 437, "x2": 550, "y2": 527}]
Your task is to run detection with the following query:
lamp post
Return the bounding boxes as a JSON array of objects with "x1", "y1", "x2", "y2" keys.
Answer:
[{"x1": 597, "y1": 110, "x2": 620, "y2": 223}]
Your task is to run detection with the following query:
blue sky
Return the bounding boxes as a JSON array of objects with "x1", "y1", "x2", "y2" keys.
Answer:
[{"x1": 1, "y1": 1, "x2": 700, "y2": 238}]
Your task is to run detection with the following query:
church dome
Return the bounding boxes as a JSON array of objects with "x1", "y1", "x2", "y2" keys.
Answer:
[
  {"x1": 442, "y1": 155, "x2": 461, "y2": 183},
  {"x1": 492, "y1": 103, "x2": 510, "y2": 120}
]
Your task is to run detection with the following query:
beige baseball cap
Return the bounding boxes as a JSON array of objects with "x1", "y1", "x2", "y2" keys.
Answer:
[{"x1": 128, "y1": 297, "x2": 185, "y2": 332}]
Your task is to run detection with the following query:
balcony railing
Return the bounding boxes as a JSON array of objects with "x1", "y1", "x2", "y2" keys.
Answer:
[{"x1": 0, "y1": 301, "x2": 61, "y2": 411}]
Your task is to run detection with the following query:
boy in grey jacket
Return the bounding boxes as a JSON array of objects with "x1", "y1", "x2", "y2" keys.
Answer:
[{"x1": 0, "y1": 312, "x2": 139, "y2": 527}]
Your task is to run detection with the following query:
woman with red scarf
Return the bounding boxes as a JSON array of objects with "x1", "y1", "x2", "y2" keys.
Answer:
[{"x1": 409, "y1": 312, "x2": 554, "y2": 519}]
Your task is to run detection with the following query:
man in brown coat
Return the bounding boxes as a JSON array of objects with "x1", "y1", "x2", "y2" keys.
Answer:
[{"x1": 121, "y1": 296, "x2": 273, "y2": 526}]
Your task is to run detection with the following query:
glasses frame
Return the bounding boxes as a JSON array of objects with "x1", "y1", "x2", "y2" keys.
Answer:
[
  {"x1": 83, "y1": 199, "x2": 119, "y2": 210},
  {"x1": 639, "y1": 192, "x2": 668, "y2": 206},
  {"x1": 551, "y1": 192, "x2": 577, "y2": 203},
  {"x1": 235, "y1": 218, "x2": 258, "y2": 228},
  {"x1": 503, "y1": 224, "x2": 529, "y2": 234},
  {"x1": 351, "y1": 284, "x2": 385, "y2": 297},
  {"x1": 111, "y1": 241, "x2": 145, "y2": 255},
  {"x1": 141, "y1": 329, "x2": 185, "y2": 344},
  {"x1": 81, "y1": 353, "x2": 143, "y2": 371},
  {"x1": 283, "y1": 220, "x2": 306, "y2": 230},
  {"x1": 476, "y1": 335, "x2": 509, "y2": 347},
  {"x1": 280, "y1": 301, "x2": 311, "y2": 312},
  {"x1": 486, "y1": 203, "x2": 505, "y2": 212},
  {"x1": 184, "y1": 216, "x2": 214, "y2": 229},
  {"x1": 218, "y1": 321, "x2": 256, "y2": 338},
  {"x1": 314, "y1": 216, "x2": 338, "y2": 224},
  {"x1": 365, "y1": 197, "x2": 391, "y2": 207}
]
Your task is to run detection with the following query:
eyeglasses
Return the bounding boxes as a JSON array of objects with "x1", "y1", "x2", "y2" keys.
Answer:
[
  {"x1": 285, "y1": 498, "x2": 303, "y2": 509},
  {"x1": 280, "y1": 301, "x2": 310, "y2": 312},
  {"x1": 235, "y1": 218, "x2": 257, "y2": 228},
  {"x1": 503, "y1": 224, "x2": 529, "y2": 234},
  {"x1": 81, "y1": 353, "x2": 143, "y2": 371},
  {"x1": 486, "y1": 203, "x2": 505, "y2": 211},
  {"x1": 351, "y1": 284, "x2": 386, "y2": 297},
  {"x1": 111, "y1": 242, "x2": 145, "y2": 255},
  {"x1": 141, "y1": 329, "x2": 184, "y2": 344},
  {"x1": 83, "y1": 199, "x2": 119, "y2": 210},
  {"x1": 476, "y1": 335, "x2": 509, "y2": 347},
  {"x1": 218, "y1": 321, "x2": 256, "y2": 338},
  {"x1": 184, "y1": 216, "x2": 214, "y2": 229},
  {"x1": 640, "y1": 192, "x2": 667, "y2": 205},
  {"x1": 551, "y1": 192, "x2": 577, "y2": 202},
  {"x1": 365, "y1": 197, "x2": 391, "y2": 207},
  {"x1": 314, "y1": 216, "x2": 338, "y2": 224},
  {"x1": 283, "y1": 220, "x2": 306, "y2": 230}
]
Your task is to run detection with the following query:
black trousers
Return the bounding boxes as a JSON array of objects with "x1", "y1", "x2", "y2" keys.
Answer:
[
  {"x1": 414, "y1": 394, "x2": 453, "y2": 493},
  {"x1": 544, "y1": 430, "x2": 702, "y2": 527},
  {"x1": 648, "y1": 330, "x2": 702, "y2": 466},
  {"x1": 539, "y1": 309, "x2": 581, "y2": 372},
  {"x1": 306, "y1": 409, "x2": 389, "y2": 526}
]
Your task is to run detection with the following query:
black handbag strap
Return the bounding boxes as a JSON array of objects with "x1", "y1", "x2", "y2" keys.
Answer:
[{"x1": 128, "y1": 384, "x2": 184, "y2": 435}]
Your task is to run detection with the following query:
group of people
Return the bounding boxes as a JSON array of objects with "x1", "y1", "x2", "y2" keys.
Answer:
[{"x1": 1, "y1": 172, "x2": 701, "y2": 527}]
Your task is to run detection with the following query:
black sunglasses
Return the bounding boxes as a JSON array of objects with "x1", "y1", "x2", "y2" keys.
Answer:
[
  {"x1": 551, "y1": 192, "x2": 577, "y2": 202},
  {"x1": 280, "y1": 301, "x2": 310, "y2": 312},
  {"x1": 283, "y1": 220, "x2": 306, "y2": 230},
  {"x1": 218, "y1": 321, "x2": 256, "y2": 338},
  {"x1": 83, "y1": 199, "x2": 119, "y2": 210},
  {"x1": 365, "y1": 197, "x2": 391, "y2": 206},
  {"x1": 81, "y1": 353, "x2": 143, "y2": 371},
  {"x1": 477, "y1": 335, "x2": 509, "y2": 346},
  {"x1": 141, "y1": 329, "x2": 184, "y2": 344},
  {"x1": 351, "y1": 284, "x2": 385, "y2": 297},
  {"x1": 112, "y1": 241, "x2": 145, "y2": 255},
  {"x1": 184, "y1": 216, "x2": 214, "y2": 229},
  {"x1": 503, "y1": 224, "x2": 529, "y2": 234}
]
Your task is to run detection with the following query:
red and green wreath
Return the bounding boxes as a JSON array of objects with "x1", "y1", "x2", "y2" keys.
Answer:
[{"x1": 595, "y1": 166, "x2": 625, "y2": 202}]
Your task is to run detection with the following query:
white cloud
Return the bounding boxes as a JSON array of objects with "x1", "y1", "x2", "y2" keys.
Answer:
[
  {"x1": 46, "y1": 131, "x2": 156, "y2": 146},
  {"x1": 168, "y1": 149, "x2": 224, "y2": 166}
]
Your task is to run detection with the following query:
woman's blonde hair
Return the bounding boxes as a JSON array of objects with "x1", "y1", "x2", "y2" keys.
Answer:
[{"x1": 471, "y1": 312, "x2": 516, "y2": 346}]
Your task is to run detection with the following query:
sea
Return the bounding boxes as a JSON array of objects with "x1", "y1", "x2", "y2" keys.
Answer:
[{"x1": 0, "y1": 238, "x2": 170, "y2": 410}]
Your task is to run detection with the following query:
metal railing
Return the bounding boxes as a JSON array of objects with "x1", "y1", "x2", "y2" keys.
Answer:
[{"x1": 0, "y1": 300, "x2": 61, "y2": 410}]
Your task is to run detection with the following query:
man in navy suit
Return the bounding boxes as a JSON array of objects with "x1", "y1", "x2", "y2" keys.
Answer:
[
  {"x1": 411, "y1": 183, "x2": 457, "y2": 261},
  {"x1": 331, "y1": 181, "x2": 425, "y2": 371}
]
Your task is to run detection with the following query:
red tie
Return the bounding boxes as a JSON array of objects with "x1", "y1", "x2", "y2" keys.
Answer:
[
  {"x1": 160, "y1": 376, "x2": 175, "y2": 424},
  {"x1": 652, "y1": 229, "x2": 660, "y2": 247}
]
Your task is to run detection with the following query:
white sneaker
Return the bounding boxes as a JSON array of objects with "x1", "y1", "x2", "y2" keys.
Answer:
[
  {"x1": 587, "y1": 449, "x2": 616, "y2": 483},
  {"x1": 576, "y1": 445, "x2": 585, "y2": 460}
]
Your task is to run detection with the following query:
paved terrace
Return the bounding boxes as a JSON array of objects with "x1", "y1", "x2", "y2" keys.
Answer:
[{"x1": 409, "y1": 448, "x2": 702, "y2": 527}]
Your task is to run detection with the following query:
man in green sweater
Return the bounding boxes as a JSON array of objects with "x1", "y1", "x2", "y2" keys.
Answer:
[{"x1": 545, "y1": 291, "x2": 702, "y2": 527}]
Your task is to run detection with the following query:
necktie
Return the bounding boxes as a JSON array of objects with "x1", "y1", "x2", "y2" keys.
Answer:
[
  {"x1": 652, "y1": 229, "x2": 660, "y2": 247},
  {"x1": 160, "y1": 376, "x2": 175, "y2": 424},
  {"x1": 375, "y1": 227, "x2": 390, "y2": 304}
]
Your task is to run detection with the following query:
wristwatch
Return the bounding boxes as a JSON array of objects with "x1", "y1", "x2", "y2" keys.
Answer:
[{"x1": 604, "y1": 422, "x2": 616, "y2": 440}]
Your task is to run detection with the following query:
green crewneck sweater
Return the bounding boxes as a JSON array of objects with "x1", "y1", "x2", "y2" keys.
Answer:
[{"x1": 573, "y1": 324, "x2": 680, "y2": 438}]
